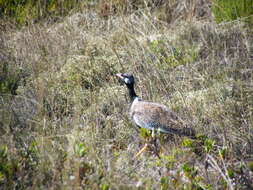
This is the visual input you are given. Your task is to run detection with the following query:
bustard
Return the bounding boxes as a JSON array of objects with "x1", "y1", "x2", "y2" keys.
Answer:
[{"x1": 116, "y1": 73, "x2": 195, "y2": 157}]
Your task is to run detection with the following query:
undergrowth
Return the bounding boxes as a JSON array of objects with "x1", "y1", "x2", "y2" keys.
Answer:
[
  {"x1": 212, "y1": 0, "x2": 253, "y2": 24},
  {"x1": 0, "y1": 0, "x2": 253, "y2": 189}
]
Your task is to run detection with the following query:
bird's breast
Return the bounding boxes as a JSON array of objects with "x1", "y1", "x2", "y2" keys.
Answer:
[{"x1": 129, "y1": 97, "x2": 141, "y2": 117}]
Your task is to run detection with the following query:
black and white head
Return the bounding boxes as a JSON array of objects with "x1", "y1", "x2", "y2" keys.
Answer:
[
  {"x1": 116, "y1": 73, "x2": 135, "y2": 87},
  {"x1": 116, "y1": 73, "x2": 138, "y2": 102}
]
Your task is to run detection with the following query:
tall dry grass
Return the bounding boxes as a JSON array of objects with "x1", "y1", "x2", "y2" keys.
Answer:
[{"x1": 0, "y1": 1, "x2": 253, "y2": 189}]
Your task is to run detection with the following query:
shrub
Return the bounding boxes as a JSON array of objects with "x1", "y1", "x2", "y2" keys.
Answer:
[
  {"x1": 0, "y1": 0, "x2": 86, "y2": 25},
  {"x1": 212, "y1": 0, "x2": 253, "y2": 24}
]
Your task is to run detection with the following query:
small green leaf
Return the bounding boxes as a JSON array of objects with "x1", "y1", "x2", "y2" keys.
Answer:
[
  {"x1": 101, "y1": 183, "x2": 110, "y2": 190},
  {"x1": 204, "y1": 139, "x2": 215, "y2": 153},
  {"x1": 219, "y1": 147, "x2": 227, "y2": 159},
  {"x1": 227, "y1": 168, "x2": 235, "y2": 178},
  {"x1": 182, "y1": 138, "x2": 194, "y2": 148},
  {"x1": 0, "y1": 171, "x2": 5, "y2": 182},
  {"x1": 75, "y1": 143, "x2": 87, "y2": 157},
  {"x1": 140, "y1": 128, "x2": 151, "y2": 139},
  {"x1": 0, "y1": 145, "x2": 8, "y2": 158}
]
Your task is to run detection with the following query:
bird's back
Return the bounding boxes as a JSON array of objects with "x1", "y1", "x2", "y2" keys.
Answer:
[{"x1": 130, "y1": 98, "x2": 194, "y2": 137}]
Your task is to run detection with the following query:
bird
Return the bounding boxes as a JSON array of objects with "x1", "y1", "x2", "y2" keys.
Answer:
[{"x1": 116, "y1": 73, "x2": 195, "y2": 157}]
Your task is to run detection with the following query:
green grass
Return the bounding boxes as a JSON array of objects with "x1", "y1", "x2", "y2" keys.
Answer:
[
  {"x1": 212, "y1": 0, "x2": 253, "y2": 24},
  {"x1": 0, "y1": 0, "x2": 87, "y2": 25},
  {"x1": 0, "y1": 1, "x2": 253, "y2": 189}
]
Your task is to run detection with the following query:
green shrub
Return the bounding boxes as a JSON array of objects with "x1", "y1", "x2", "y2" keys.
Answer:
[
  {"x1": 0, "y1": 0, "x2": 85, "y2": 25},
  {"x1": 212, "y1": 0, "x2": 253, "y2": 24}
]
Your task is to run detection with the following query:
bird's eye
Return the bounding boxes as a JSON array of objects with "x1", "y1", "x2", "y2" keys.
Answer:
[{"x1": 124, "y1": 78, "x2": 130, "y2": 84}]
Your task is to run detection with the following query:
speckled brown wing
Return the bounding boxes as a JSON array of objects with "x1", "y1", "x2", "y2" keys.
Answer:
[{"x1": 131, "y1": 100, "x2": 195, "y2": 137}]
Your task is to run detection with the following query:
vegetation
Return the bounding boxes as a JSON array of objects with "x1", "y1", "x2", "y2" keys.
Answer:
[
  {"x1": 1, "y1": 0, "x2": 253, "y2": 189},
  {"x1": 0, "y1": 0, "x2": 86, "y2": 24},
  {"x1": 212, "y1": 0, "x2": 253, "y2": 24}
]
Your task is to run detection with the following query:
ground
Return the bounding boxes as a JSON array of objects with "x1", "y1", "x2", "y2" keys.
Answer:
[{"x1": 0, "y1": 1, "x2": 253, "y2": 189}]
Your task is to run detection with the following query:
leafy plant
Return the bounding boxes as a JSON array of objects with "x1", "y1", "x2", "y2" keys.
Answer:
[
  {"x1": 139, "y1": 127, "x2": 152, "y2": 139},
  {"x1": 75, "y1": 143, "x2": 88, "y2": 157},
  {"x1": 204, "y1": 138, "x2": 215, "y2": 153}
]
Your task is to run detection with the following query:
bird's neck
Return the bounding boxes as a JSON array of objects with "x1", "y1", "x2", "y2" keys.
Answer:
[{"x1": 127, "y1": 84, "x2": 138, "y2": 102}]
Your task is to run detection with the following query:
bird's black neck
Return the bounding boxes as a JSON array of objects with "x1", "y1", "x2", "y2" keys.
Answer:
[{"x1": 127, "y1": 83, "x2": 138, "y2": 102}]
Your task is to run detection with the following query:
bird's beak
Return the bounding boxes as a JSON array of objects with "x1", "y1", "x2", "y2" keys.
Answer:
[
  {"x1": 116, "y1": 73, "x2": 125, "y2": 85},
  {"x1": 116, "y1": 73, "x2": 124, "y2": 80}
]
